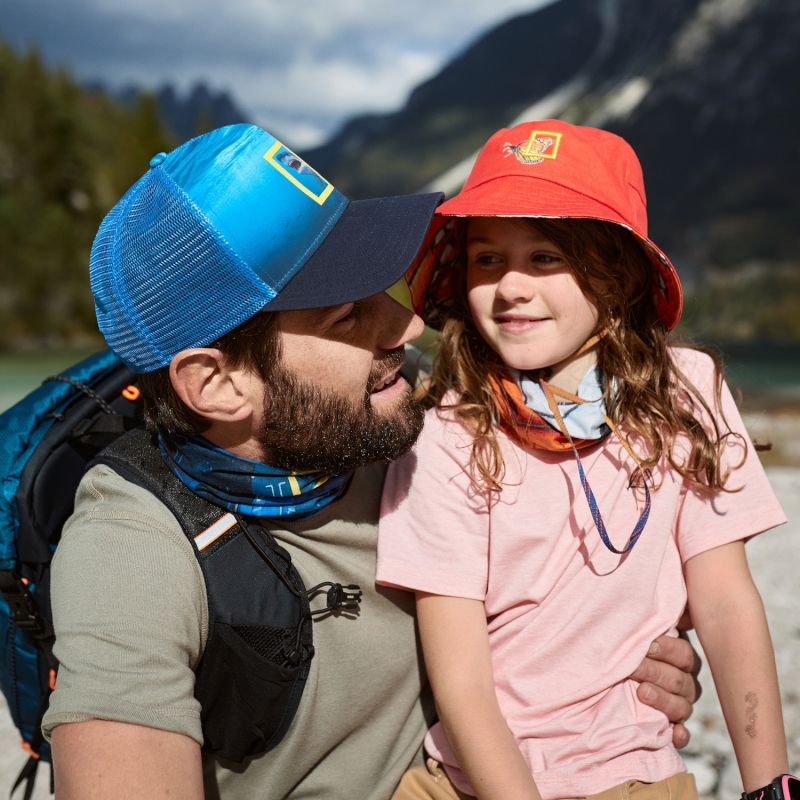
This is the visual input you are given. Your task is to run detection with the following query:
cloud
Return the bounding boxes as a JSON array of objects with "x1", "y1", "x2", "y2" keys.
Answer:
[
  {"x1": 0, "y1": 0, "x2": 555, "y2": 147},
  {"x1": 214, "y1": 49, "x2": 443, "y2": 146}
]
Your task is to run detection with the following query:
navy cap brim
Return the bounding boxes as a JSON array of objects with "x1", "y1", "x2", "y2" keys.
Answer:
[{"x1": 264, "y1": 192, "x2": 444, "y2": 311}]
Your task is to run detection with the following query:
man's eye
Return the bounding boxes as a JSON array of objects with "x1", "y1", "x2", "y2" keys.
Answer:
[{"x1": 337, "y1": 302, "x2": 360, "y2": 324}]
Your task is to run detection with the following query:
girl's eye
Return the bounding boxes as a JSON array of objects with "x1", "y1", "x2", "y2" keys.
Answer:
[
  {"x1": 531, "y1": 253, "x2": 564, "y2": 269},
  {"x1": 472, "y1": 254, "x2": 503, "y2": 268}
]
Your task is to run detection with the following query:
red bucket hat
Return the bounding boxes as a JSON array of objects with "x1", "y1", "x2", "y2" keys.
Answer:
[{"x1": 405, "y1": 119, "x2": 682, "y2": 330}]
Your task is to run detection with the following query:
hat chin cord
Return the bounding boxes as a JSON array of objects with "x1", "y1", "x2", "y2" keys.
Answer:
[
  {"x1": 535, "y1": 328, "x2": 646, "y2": 476},
  {"x1": 538, "y1": 328, "x2": 606, "y2": 382},
  {"x1": 535, "y1": 327, "x2": 652, "y2": 556}
]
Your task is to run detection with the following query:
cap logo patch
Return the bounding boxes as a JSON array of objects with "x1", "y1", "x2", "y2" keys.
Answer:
[
  {"x1": 264, "y1": 141, "x2": 334, "y2": 205},
  {"x1": 503, "y1": 130, "x2": 562, "y2": 164}
]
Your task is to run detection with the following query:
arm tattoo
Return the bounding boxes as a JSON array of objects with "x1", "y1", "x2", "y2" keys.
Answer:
[{"x1": 745, "y1": 691, "x2": 759, "y2": 739}]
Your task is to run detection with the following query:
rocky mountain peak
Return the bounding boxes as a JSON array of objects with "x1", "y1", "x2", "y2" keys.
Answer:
[{"x1": 302, "y1": 0, "x2": 800, "y2": 340}]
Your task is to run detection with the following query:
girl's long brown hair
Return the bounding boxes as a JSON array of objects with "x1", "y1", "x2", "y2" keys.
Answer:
[{"x1": 419, "y1": 218, "x2": 742, "y2": 494}]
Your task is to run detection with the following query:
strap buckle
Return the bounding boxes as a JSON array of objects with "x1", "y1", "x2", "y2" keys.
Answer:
[
  {"x1": 307, "y1": 582, "x2": 362, "y2": 616},
  {"x1": 0, "y1": 571, "x2": 53, "y2": 638}
]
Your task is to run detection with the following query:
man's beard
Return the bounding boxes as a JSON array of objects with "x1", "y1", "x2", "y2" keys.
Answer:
[{"x1": 257, "y1": 347, "x2": 425, "y2": 474}]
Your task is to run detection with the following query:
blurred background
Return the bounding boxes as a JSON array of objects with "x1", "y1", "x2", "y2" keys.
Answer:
[
  {"x1": 0, "y1": 0, "x2": 799, "y2": 797},
  {"x1": 1, "y1": 0, "x2": 800, "y2": 423}
]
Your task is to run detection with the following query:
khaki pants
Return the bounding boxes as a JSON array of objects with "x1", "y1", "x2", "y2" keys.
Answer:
[
  {"x1": 391, "y1": 758, "x2": 476, "y2": 800},
  {"x1": 391, "y1": 758, "x2": 698, "y2": 800}
]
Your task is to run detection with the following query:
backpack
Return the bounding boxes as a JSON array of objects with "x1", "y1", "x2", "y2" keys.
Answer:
[
  {"x1": 0, "y1": 351, "x2": 360, "y2": 798},
  {"x1": 0, "y1": 350, "x2": 144, "y2": 797},
  {"x1": 88, "y1": 427, "x2": 323, "y2": 761}
]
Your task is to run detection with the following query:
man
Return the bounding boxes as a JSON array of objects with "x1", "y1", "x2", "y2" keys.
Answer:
[{"x1": 44, "y1": 124, "x2": 700, "y2": 799}]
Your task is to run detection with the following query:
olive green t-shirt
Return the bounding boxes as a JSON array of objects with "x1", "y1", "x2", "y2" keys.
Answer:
[{"x1": 42, "y1": 463, "x2": 432, "y2": 800}]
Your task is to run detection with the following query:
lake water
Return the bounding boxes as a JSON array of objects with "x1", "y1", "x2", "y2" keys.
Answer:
[
  {"x1": 1, "y1": 342, "x2": 800, "y2": 415},
  {"x1": 0, "y1": 349, "x2": 98, "y2": 414},
  {"x1": 719, "y1": 342, "x2": 800, "y2": 400}
]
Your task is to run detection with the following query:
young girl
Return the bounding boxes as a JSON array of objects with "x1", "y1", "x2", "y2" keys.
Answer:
[{"x1": 377, "y1": 120, "x2": 789, "y2": 800}]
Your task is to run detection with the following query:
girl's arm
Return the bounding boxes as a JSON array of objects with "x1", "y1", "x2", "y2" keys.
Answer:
[
  {"x1": 416, "y1": 592, "x2": 542, "y2": 800},
  {"x1": 685, "y1": 540, "x2": 788, "y2": 791}
]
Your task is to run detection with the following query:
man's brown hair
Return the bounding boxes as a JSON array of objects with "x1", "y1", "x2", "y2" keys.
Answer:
[{"x1": 138, "y1": 311, "x2": 281, "y2": 435}]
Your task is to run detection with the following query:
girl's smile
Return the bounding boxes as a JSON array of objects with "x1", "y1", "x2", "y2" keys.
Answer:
[
  {"x1": 493, "y1": 313, "x2": 549, "y2": 333},
  {"x1": 466, "y1": 217, "x2": 599, "y2": 391}
]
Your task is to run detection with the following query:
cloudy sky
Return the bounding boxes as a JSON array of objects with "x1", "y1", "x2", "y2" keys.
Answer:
[{"x1": 0, "y1": 0, "x2": 553, "y2": 148}]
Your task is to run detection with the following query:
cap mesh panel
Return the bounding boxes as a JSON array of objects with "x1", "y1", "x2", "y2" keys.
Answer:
[{"x1": 90, "y1": 170, "x2": 274, "y2": 372}]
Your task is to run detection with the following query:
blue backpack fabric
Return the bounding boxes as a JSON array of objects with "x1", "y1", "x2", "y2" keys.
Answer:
[{"x1": 0, "y1": 351, "x2": 142, "y2": 798}]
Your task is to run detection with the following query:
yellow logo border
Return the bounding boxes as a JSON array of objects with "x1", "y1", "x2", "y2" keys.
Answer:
[
  {"x1": 523, "y1": 130, "x2": 562, "y2": 160},
  {"x1": 264, "y1": 141, "x2": 334, "y2": 205}
]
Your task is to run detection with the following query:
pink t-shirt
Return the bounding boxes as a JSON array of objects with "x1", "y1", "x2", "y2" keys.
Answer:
[{"x1": 377, "y1": 349, "x2": 786, "y2": 799}]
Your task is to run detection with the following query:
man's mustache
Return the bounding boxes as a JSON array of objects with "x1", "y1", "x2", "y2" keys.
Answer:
[{"x1": 366, "y1": 347, "x2": 407, "y2": 394}]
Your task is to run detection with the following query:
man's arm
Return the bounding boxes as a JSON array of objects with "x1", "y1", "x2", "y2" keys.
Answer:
[
  {"x1": 630, "y1": 626, "x2": 702, "y2": 748},
  {"x1": 45, "y1": 468, "x2": 210, "y2": 800},
  {"x1": 52, "y1": 720, "x2": 204, "y2": 800}
]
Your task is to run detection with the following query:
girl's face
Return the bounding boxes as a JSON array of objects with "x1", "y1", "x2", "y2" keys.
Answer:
[{"x1": 466, "y1": 217, "x2": 599, "y2": 372}]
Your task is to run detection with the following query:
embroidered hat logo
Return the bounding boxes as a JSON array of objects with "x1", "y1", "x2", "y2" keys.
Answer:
[
  {"x1": 503, "y1": 130, "x2": 562, "y2": 164},
  {"x1": 264, "y1": 141, "x2": 334, "y2": 205}
]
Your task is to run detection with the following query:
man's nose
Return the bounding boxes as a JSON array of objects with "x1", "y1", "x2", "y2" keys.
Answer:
[{"x1": 374, "y1": 291, "x2": 425, "y2": 349}]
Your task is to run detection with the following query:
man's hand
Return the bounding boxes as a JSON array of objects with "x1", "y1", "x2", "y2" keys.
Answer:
[{"x1": 630, "y1": 633, "x2": 702, "y2": 748}]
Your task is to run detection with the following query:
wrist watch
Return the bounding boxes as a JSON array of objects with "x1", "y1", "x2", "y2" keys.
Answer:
[{"x1": 742, "y1": 775, "x2": 800, "y2": 800}]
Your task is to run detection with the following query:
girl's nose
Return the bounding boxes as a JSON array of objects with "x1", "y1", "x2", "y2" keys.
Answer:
[{"x1": 495, "y1": 268, "x2": 535, "y2": 304}]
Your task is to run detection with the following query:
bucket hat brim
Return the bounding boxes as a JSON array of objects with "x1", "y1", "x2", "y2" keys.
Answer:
[{"x1": 404, "y1": 178, "x2": 682, "y2": 331}]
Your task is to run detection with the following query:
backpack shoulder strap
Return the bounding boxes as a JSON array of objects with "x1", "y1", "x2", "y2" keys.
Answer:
[
  {"x1": 91, "y1": 429, "x2": 310, "y2": 573},
  {"x1": 90, "y1": 427, "x2": 224, "y2": 540},
  {"x1": 88, "y1": 428, "x2": 317, "y2": 762}
]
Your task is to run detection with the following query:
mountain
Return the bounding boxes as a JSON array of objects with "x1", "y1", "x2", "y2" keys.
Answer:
[
  {"x1": 606, "y1": 0, "x2": 800, "y2": 278},
  {"x1": 302, "y1": 0, "x2": 800, "y2": 340},
  {"x1": 302, "y1": 0, "x2": 703, "y2": 199},
  {"x1": 0, "y1": 52, "x2": 249, "y2": 348},
  {"x1": 117, "y1": 83, "x2": 249, "y2": 144}
]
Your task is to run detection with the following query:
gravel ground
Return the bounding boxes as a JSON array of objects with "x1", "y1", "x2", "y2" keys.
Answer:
[
  {"x1": 0, "y1": 466, "x2": 798, "y2": 799},
  {"x1": 741, "y1": 412, "x2": 800, "y2": 468}
]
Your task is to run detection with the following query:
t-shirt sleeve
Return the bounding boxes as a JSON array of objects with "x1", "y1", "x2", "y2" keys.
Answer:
[
  {"x1": 376, "y1": 409, "x2": 491, "y2": 600},
  {"x1": 673, "y1": 349, "x2": 787, "y2": 562},
  {"x1": 42, "y1": 465, "x2": 208, "y2": 744}
]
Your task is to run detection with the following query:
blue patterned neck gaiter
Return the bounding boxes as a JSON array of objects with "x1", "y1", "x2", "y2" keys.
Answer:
[{"x1": 159, "y1": 432, "x2": 353, "y2": 521}]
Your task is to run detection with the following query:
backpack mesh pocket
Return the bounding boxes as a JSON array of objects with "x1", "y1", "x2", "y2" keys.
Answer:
[{"x1": 231, "y1": 625, "x2": 294, "y2": 665}]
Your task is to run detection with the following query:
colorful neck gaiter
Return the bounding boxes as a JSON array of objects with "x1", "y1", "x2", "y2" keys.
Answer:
[
  {"x1": 488, "y1": 367, "x2": 604, "y2": 452},
  {"x1": 159, "y1": 432, "x2": 353, "y2": 521},
  {"x1": 489, "y1": 355, "x2": 650, "y2": 556},
  {"x1": 517, "y1": 364, "x2": 610, "y2": 441}
]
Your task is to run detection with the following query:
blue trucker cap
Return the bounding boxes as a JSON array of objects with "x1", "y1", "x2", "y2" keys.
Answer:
[{"x1": 90, "y1": 123, "x2": 442, "y2": 372}]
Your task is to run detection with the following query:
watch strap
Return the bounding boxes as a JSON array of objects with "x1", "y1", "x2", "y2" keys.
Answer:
[{"x1": 742, "y1": 775, "x2": 799, "y2": 800}]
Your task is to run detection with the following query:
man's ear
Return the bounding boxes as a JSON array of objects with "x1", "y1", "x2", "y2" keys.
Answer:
[{"x1": 169, "y1": 348, "x2": 259, "y2": 423}]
